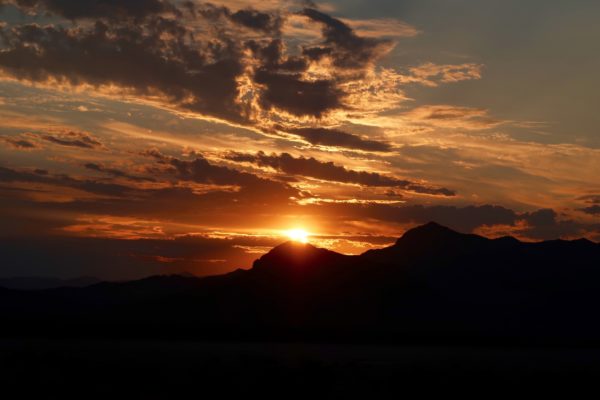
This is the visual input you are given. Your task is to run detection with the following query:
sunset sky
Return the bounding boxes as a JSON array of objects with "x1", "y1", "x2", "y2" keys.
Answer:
[{"x1": 1, "y1": 0, "x2": 598, "y2": 279}]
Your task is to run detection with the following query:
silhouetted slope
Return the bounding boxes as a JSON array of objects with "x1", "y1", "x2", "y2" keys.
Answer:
[{"x1": 1, "y1": 222, "x2": 600, "y2": 344}]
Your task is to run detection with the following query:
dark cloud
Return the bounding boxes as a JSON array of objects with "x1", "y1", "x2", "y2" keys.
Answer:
[
  {"x1": 170, "y1": 157, "x2": 261, "y2": 186},
  {"x1": 9, "y1": 0, "x2": 178, "y2": 21},
  {"x1": 193, "y1": 5, "x2": 327, "y2": 118},
  {"x1": 0, "y1": 165, "x2": 47, "y2": 184},
  {"x1": 196, "y1": 3, "x2": 282, "y2": 35},
  {"x1": 300, "y1": 7, "x2": 392, "y2": 69},
  {"x1": 0, "y1": 165, "x2": 135, "y2": 197},
  {"x1": 83, "y1": 163, "x2": 155, "y2": 182},
  {"x1": 245, "y1": 39, "x2": 308, "y2": 72},
  {"x1": 302, "y1": 46, "x2": 332, "y2": 61},
  {"x1": 523, "y1": 208, "x2": 558, "y2": 228},
  {"x1": 385, "y1": 190, "x2": 404, "y2": 198},
  {"x1": 230, "y1": 8, "x2": 283, "y2": 34},
  {"x1": 40, "y1": 131, "x2": 102, "y2": 149},
  {"x1": 243, "y1": 8, "x2": 392, "y2": 116},
  {"x1": 0, "y1": 2, "x2": 398, "y2": 135},
  {"x1": 347, "y1": 203, "x2": 519, "y2": 233},
  {"x1": 578, "y1": 195, "x2": 600, "y2": 204},
  {"x1": 144, "y1": 149, "x2": 301, "y2": 201},
  {"x1": 1, "y1": 161, "x2": 298, "y2": 221},
  {"x1": 242, "y1": 36, "x2": 340, "y2": 117},
  {"x1": 0, "y1": 20, "x2": 247, "y2": 123},
  {"x1": 0, "y1": 161, "x2": 300, "y2": 229},
  {"x1": 298, "y1": 201, "x2": 598, "y2": 241},
  {"x1": 254, "y1": 69, "x2": 344, "y2": 117},
  {"x1": 1, "y1": 136, "x2": 39, "y2": 150},
  {"x1": 519, "y1": 208, "x2": 594, "y2": 240},
  {"x1": 580, "y1": 205, "x2": 600, "y2": 216},
  {"x1": 287, "y1": 127, "x2": 392, "y2": 152},
  {"x1": 1, "y1": 162, "x2": 598, "y2": 248},
  {"x1": 227, "y1": 151, "x2": 455, "y2": 196}
]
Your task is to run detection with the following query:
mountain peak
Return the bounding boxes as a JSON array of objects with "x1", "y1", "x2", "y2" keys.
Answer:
[
  {"x1": 396, "y1": 221, "x2": 462, "y2": 244},
  {"x1": 414, "y1": 221, "x2": 450, "y2": 231},
  {"x1": 251, "y1": 241, "x2": 349, "y2": 276},
  {"x1": 265, "y1": 240, "x2": 322, "y2": 257}
]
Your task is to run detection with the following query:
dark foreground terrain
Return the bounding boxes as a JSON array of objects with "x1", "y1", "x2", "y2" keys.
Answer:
[
  {"x1": 2, "y1": 222, "x2": 600, "y2": 396},
  {"x1": 0, "y1": 339, "x2": 600, "y2": 399},
  {"x1": 3, "y1": 339, "x2": 600, "y2": 398}
]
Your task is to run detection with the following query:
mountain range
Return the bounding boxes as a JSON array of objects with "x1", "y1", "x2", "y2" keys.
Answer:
[{"x1": 2, "y1": 222, "x2": 600, "y2": 345}]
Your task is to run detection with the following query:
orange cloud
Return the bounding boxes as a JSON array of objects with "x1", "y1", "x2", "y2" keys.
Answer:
[
  {"x1": 402, "y1": 105, "x2": 504, "y2": 130},
  {"x1": 407, "y1": 62, "x2": 483, "y2": 87}
]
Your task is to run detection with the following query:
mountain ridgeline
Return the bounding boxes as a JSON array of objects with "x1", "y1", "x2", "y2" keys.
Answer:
[{"x1": 2, "y1": 222, "x2": 600, "y2": 344}]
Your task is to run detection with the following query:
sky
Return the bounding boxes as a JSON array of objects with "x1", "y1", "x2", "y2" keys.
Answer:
[{"x1": 0, "y1": 0, "x2": 598, "y2": 279}]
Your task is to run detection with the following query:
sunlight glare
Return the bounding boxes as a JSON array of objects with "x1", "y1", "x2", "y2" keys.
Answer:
[{"x1": 286, "y1": 229, "x2": 309, "y2": 243}]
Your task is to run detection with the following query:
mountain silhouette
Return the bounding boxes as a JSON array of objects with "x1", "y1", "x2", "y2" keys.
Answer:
[{"x1": 1, "y1": 222, "x2": 600, "y2": 344}]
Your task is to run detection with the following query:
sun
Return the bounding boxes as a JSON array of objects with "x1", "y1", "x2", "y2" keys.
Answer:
[{"x1": 286, "y1": 229, "x2": 309, "y2": 243}]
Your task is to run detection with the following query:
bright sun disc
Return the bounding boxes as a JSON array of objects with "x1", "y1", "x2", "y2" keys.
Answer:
[{"x1": 286, "y1": 229, "x2": 309, "y2": 243}]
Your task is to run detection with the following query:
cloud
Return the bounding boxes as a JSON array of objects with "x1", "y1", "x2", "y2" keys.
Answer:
[
  {"x1": 580, "y1": 205, "x2": 600, "y2": 215},
  {"x1": 578, "y1": 195, "x2": 600, "y2": 204},
  {"x1": 6, "y1": 0, "x2": 178, "y2": 21},
  {"x1": 3, "y1": 1, "x2": 596, "y2": 259},
  {"x1": 1, "y1": 135, "x2": 39, "y2": 150},
  {"x1": 406, "y1": 62, "x2": 483, "y2": 87},
  {"x1": 40, "y1": 131, "x2": 103, "y2": 149},
  {"x1": 0, "y1": 160, "x2": 301, "y2": 229},
  {"x1": 402, "y1": 105, "x2": 504, "y2": 130},
  {"x1": 227, "y1": 151, "x2": 455, "y2": 196},
  {"x1": 307, "y1": 201, "x2": 599, "y2": 241},
  {"x1": 340, "y1": 17, "x2": 419, "y2": 39},
  {"x1": 286, "y1": 127, "x2": 392, "y2": 152},
  {"x1": 0, "y1": 2, "x2": 409, "y2": 134},
  {"x1": 228, "y1": 8, "x2": 283, "y2": 34},
  {"x1": 300, "y1": 7, "x2": 394, "y2": 69},
  {"x1": 0, "y1": 165, "x2": 47, "y2": 184},
  {"x1": 195, "y1": 3, "x2": 284, "y2": 35},
  {"x1": 519, "y1": 208, "x2": 596, "y2": 240},
  {"x1": 335, "y1": 203, "x2": 520, "y2": 233},
  {"x1": 577, "y1": 194, "x2": 600, "y2": 216},
  {"x1": 0, "y1": 164, "x2": 136, "y2": 197},
  {"x1": 2, "y1": 131, "x2": 102, "y2": 150},
  {"x1": 143, "y1": 149, "x2": 300, "y2": 200},
  {"x1": 83, "y1": 163, "x2": 155, "y2": 182},
  {"x1": 0, "y1": 0, "x2": 491, "y2": 162},
  {"x1": 254, "y1": 69, "x2": 344, "y2": 117},
  {"x1": 0, "y1": 19, "x2": 247, "y2": 123},
  {"x1": 1, "y1": 161, "x2": 597, "y2": 251},
  {"x1": 467, "y1": 208, "x2": 599, "y2": 242}
]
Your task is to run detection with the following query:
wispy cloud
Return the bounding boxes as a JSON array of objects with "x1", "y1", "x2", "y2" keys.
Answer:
[
  {"x1": 406, "y1": 62, "x2": 483, "y2": 87},
  {"x1": 401, "y1": 105, "x2": 504, "y2": 130}
]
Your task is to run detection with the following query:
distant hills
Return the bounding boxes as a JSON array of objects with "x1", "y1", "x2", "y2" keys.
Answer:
[
  {"x1": 0, "y1": 276, "x2": 100, "y2": 290},
  {"x1": 2, "y1": 222, "x2": 600, "y2": 345}
]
